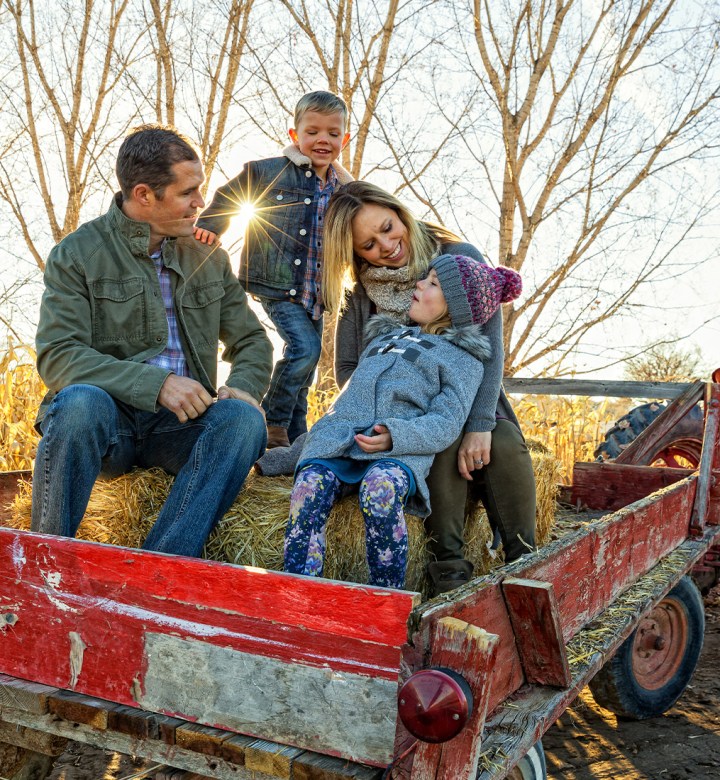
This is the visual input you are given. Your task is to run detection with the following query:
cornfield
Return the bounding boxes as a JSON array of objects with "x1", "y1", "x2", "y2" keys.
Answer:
[
  {"x1": 0, "y1": 342, "x2": 45, "y2": 471},
  {"x1": 0, "y1": 341, "x2": 632, "y2": 479}
]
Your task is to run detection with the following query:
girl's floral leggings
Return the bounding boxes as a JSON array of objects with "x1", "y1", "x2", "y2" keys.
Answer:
[{"x1": 283, "y1": 461, "x2": 410, "y2": 588}]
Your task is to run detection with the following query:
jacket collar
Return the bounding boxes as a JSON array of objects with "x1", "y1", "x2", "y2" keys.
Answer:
[
  {"x1": 108, "y1": 193, "x2": 179, "y2": 266},
  {"x1": 282, "y1": 145, "x2": 354, "y2": 185},
  {"x1": 364, "y1": 313, "x2": 492, "y2": 362}
]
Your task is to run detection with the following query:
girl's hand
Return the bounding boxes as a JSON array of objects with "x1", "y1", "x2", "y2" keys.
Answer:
[
  {"x1": 355, "y1": 424, "x2": 392, "y2": 452},
  {"x1": 458, "y1": 431, "x2": 492, "y2": 480},
  {"x1": 194, "y1": 227, "x2": 219, "y2": 245}
]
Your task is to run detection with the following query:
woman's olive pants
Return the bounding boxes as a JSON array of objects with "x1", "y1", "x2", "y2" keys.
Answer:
[{"x1": 424, "y1": 419, "x2": 536, "y2": 563}]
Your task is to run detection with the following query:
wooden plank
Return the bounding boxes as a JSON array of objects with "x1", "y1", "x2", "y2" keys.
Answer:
[
  {"x1": 410, "y1": 477, "x2": 697, "y2": 715},
  {"x1": 614, "y1": 380, "x2": 705, "y2": 465},
  {"x1": 0, "y1": 675, "x2": 56, "y2": 715},
  {"x1": 291, "y1": 751, "x2": 383, "y2": 780},
  {"x1": 503, "y1": 378, "x2": 690, "y2": 399},
  {"x1": 475, "y1": 525, "x2": 720, "y2": 779},
  {"x1": 0, "y1": 527, "x2": 418, "y2": 767},
  {"x1": 502, "y1": 579, "x2": 571, "y2": 687},
  {"x1": 175, "y1": 722, "x2": 255, "y2": 764},
  {"x1": 0, "y1": 719, "x2": 67, "y2": 756},
  {"x1": 0, "y1": 706, "x2": 281, "y2": 780},
  {"x1": 410, "y1": 618, "x2": 499, "y2": 780},
  {"x1": 47, "y1": 690, "x2": 110, "y2": 729},
  {"x1": 691, "y1": 382, "x2": 720, "y2": 530},
  {"x1": 244, "y1": 739, "x2": 303, "y2": 777},
  {"x1": 570, "y1": 462, "x2": 693, "y2": 511}
]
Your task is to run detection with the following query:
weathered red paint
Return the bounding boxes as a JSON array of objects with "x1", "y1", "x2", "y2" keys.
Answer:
[
  {"x1": 0, "y1": 528, "x2": 419, "y2": 706},
  {"x1": 502, "y1": 578, "x2": 571, "y2": 688}
]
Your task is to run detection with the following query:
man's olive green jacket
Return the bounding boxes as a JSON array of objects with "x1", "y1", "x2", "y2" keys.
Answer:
[{"x1": 35, "y1": 195, "x2": 272, "y2": 426}]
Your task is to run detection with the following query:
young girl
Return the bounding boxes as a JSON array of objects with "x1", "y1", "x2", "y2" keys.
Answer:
[{"x1": 283, "y1": 254, "x2": 522, "y2": 589}]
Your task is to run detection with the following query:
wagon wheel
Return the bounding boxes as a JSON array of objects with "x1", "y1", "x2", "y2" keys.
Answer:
[
  {"x1": 505, "y1": 740, "x2": 547, "y2": 779},
  {"x1": 589, "y1": 576, "x2": 704, "y2": 719},
  {"x1": 595, "y1": 403, "x2": 704, "y2": 468},
  {"x1": 0, "y1": 742, "x2": 54, "y2": 780}
]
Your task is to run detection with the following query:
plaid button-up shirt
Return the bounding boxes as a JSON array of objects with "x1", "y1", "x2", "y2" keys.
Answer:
[
  {"x1": 301, "y1": 165, "x2": 339, "y2": 320},
  {"x1": 145, "y1": 244, "x2": 190, "y2": 377}
]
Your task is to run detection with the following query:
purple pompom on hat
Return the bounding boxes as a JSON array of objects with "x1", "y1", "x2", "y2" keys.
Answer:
[{"x1": 429, "y1": 254, "x2": 522, "y2": 328}]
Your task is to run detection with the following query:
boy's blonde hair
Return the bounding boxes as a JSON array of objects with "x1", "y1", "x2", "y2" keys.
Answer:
[
  {"x1": 322, "y1": 181, "x2": 461, "y2": 315},
  {"x1": 294, "y1": 91, "x2": 348, "y2": 128}
]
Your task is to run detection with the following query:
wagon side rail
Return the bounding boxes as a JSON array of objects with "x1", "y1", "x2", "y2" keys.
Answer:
[{"x1": 392, "y1": 379, "x2": 720, "y2": 779}]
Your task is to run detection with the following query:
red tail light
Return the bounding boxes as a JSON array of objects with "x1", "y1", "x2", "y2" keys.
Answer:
[{"x1": 397, "y1": 667, "x2": 473, "y2": 743}]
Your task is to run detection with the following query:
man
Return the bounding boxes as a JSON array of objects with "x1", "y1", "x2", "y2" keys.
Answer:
[{"x1": 31, "y1": 124, "x2": 272, "y2": 557}]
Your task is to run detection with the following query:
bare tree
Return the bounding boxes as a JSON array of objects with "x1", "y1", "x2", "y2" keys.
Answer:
[
  {"x1": 138, "y1": 0, "x2": 256, "y2": 186},
  {"x1": 625, "y1": 343, "x2": 704, "y2": 383},
  {"x1": 449, "y1": 0, "x2": 720, "y2": 376},
  {"x1": 0, "y1": 0, "x2": 147, "y2": 270}
]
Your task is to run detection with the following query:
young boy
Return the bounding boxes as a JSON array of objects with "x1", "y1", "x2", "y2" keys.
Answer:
[{"x1": 195, "y1": 91, "x2": 352, "y2": 448}]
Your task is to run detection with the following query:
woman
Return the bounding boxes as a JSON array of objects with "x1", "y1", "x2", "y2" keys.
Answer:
[{"x1": 322, "y1": 181, "x2": 536, "y2": 594}]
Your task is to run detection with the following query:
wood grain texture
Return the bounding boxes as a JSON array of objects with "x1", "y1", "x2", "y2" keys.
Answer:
[
  {"x1": 0, "y1": 527, "x2": 418, "y2": 766},
  {"x1": 502, "y1": 579, "x2": 571, "y2": 687},
  {"x1": 691, "y1": 382, "x2": 720, "y2": 530},
  {"x1": 570, "y1": 462, "x2": 693, "y2": 511},
  {"x1": 503, "y1": 378, "x2": 691, "y2": 399},
  {"x1": 411, "y1": 618, "x2": 499, "y2": 780}
]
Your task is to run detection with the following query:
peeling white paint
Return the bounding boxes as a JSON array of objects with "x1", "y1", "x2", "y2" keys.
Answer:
[
  {"x1": 68, "y1": 631, "x2": 87, "y2": 689},
  {"x1": 11, "y1": 538, "x2": 26, "y2": 578},
  {"x1": 41, "y1": 570, "x2": 62, "y2": 588}
]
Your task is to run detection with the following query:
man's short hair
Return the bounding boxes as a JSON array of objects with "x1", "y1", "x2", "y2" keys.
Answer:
[
  {"x1": 294, "y1": 91, "x2": 348, "y2": 129},
  {"x1": 116, "y1": 124, "x2": 200, "y2": 199}
]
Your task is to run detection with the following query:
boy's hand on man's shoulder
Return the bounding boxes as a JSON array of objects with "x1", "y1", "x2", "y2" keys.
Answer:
[{"x1": 194, "y1": 227, "x2": 219, "y2": 246}]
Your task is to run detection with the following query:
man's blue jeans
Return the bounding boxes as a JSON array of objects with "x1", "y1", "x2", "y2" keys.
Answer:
[
  {"x1": 260, "y1": 299, "x2": 323, "y2": 441},
  {"x1": 30, "y1": 384, "x2": 267, "y2": 557}
]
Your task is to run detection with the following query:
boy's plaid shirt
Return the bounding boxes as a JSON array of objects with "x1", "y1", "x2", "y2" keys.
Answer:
[
  {"x1": 301, "y1": 165, "x2": 339, "y2": 320},
  {"x1": 145, "y1": 245, "x2": 191, "y2": 377}
]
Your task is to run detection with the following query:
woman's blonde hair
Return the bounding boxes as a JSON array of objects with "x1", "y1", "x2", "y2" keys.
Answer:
[{"x1": 322, "y1": 181, "x2": 461, "y2": 314}]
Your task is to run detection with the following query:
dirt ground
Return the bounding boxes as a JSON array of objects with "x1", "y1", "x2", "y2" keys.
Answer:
[{"x1": 41, "y1": 589, "x2": 720, "y2": 780}]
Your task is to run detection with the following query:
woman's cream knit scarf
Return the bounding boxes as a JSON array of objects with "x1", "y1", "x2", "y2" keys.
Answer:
[{"x1": 359, "y1": 264, "x2": 417, "y2": 324}]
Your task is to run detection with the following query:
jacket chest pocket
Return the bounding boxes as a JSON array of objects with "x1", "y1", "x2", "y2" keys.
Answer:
[
  {"x1": 91, "y1": 277, "x2": 147, "y2": 343},
  {"x1": 255, "y1": 187, "x2": 309, "y2": 264},
  {"x1": 180, "y1": 280, "x2": 225, "y2": 346}
]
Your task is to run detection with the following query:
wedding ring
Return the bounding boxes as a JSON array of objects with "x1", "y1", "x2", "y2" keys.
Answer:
[{"x1": 474, "y1": 458, "x2": 483, "y2": 466}]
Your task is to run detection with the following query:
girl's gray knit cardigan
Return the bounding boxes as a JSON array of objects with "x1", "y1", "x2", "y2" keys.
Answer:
[{"x1": 298, "y1": 315, "x2": 491, "y2": 517}]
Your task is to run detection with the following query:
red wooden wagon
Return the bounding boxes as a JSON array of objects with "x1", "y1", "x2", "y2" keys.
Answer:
[{"x1": 0, "y1": 377, "x2": 718, "y2": 780}]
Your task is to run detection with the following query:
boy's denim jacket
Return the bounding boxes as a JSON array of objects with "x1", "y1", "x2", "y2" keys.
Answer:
[{"x1": 196, "y1": 146, "x2": 353, "y2": 302}]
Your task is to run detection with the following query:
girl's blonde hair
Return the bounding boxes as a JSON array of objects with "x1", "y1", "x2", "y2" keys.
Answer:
[
  {"x1": 422, "y1": 310, "x2": 452, "y2": 335},
  {"x1": 322, "y1": 181, "x2": 461, "y2": 314}
]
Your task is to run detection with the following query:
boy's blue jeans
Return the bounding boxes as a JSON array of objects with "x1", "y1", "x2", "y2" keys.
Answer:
[
  {"x1": 30, "y1": 384, "x2": 267, "y2": 558},
  {"x1": 260, "y1": 299, "x2": 323, "y2": 441}
]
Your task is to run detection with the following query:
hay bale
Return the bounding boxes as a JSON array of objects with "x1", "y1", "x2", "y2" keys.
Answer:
[{"x1": 6, "y1": 451, "x2": 560, "y2": 596}]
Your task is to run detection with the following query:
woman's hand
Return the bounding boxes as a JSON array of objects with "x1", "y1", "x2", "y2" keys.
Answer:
[
  {"x1": 355, "y1": 424, "x2": 392, "y2": 452},
  {"x1": 458, "y1": 431, "x2": 492, "y2": 480}
]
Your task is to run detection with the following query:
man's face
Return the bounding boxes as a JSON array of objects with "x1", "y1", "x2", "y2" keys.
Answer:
[{"x1": 149, "y1": 159, "x2": 205, "y2": 240}]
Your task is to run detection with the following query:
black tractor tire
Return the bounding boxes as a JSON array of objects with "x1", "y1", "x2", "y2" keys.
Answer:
[
  {"x1": 594, "y1": 402, "x2": 704, "y2": 465},
  {"x1": 506, "y1": 741, "x2": 547, "y2": 779},
  {"x1": 589, "y1": 576, "x2": 704, "y2": 719}
]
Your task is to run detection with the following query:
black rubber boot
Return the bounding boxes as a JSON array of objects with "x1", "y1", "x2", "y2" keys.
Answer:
[{"x1": 428, "y1": 559, "x2": 474, "y2": 596}]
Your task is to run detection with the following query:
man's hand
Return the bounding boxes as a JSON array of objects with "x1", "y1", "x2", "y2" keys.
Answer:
[
  {"x1": 217, "y1": 385, "x2": 265, "y2": 419},
  {"x1": 158, "y1": 374, "x2": 214, "y2": 422},
  {"x1": 458, "y1": 431, "x2": 492, "y2": 481},
  {"x1": 194, "y1": 227, "x2": 219, "y2": 245},
  {"x1": 355, "y1": 424, "x2": 392, "y2": 453}
]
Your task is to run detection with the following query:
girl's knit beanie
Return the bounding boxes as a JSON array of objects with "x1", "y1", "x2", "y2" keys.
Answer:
[{"x1": 429, "y1": 254, "x2": 522, "y2": 328}]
